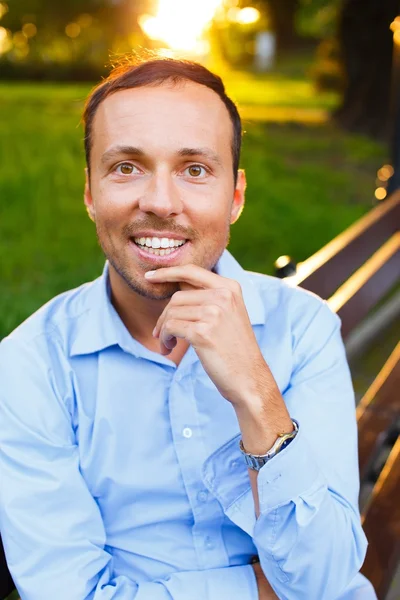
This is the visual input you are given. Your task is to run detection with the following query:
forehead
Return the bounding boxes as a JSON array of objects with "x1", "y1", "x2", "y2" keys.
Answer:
[{"x1": 90, "y1": 81, "x2": 233, "y2": 158}]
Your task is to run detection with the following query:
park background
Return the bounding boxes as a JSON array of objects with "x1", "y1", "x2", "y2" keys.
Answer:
[
  {"x1": 1, "y1": 2, "x2": 400, "y2": 599},
  {"x1": 0, "y1": 0, "x2": 398, "y2": 355}
]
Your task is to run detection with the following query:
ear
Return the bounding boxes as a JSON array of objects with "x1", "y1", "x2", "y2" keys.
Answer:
[
  {"x1": 84, "y1": 168, "x2": 96, "y2": 222},
  {"x1": 230, "y1": 169, "x2": 246, "y2": 225}
]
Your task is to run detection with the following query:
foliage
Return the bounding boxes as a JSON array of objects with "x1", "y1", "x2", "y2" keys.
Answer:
[
  {"x1": 0, "y1": 0, "x2": 150, "y2": 77},
  {"x1": 0, "y1": 81, "x2": 386, "y2": 338},
  {"x1": 296, "y1": 0, "x2": 341, "y2": 39}
]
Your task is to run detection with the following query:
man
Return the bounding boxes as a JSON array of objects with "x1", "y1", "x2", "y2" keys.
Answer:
[{"x1": 0, "y1": 56, "x2": 376, "y2": 600}]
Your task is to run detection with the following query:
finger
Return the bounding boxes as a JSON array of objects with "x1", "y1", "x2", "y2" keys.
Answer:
[
  {"x1": 145, "y1": 264, "x2": 235, "y2": 291},
  {"x1": 169, "y1": 289, "x2": 224, "y2": 306},
  {"x1": 153, "y1": 305, "x2": 203, "y2": 339},
  {"x1": 158, "y1": 319, "x2": 193, "y2": 355}
]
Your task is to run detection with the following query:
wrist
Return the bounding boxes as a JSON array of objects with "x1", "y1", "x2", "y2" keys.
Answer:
[{"x1": 234, "y1": 399, "x2": 293, "y2": 456}]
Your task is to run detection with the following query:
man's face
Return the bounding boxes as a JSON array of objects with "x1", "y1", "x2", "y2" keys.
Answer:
[{"x1": 85, "y1": 80, "x2": 246, "y2": 300}]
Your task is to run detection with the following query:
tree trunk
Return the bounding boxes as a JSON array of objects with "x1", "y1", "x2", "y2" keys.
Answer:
[
  {"x1": 334, "y1": 0, "x2": 400, "y2": 140},
  {"x1": 263, "y1": 0, "x2": 301, "y2": 50}
]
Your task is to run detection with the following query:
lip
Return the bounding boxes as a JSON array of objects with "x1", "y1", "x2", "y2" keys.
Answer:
[
  {"x1": 132, "y1": 232, "x2": 188, "y2": 241},
  {"x1": 129, "y1": 238, "x2": 191, "y2": 266}
]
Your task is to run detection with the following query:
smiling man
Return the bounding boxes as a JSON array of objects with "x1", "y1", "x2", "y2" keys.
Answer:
[{"x1": 0, "y1": 56, "x2": 376, "y2": 600}]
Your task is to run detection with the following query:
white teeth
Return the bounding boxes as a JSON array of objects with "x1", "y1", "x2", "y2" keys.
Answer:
[
  {"x1": 160, "y1": 249, "x2": 165, "y2": 256},
  {"x1": 134, "y1": 236, "x2": 186, "y2": 249}
]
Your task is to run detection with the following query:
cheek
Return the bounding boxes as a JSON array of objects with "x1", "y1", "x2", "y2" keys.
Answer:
[
  {"x1": 192, "y1": 197, "x2": 232, "y2": 230},
  {"x1": 95, "y1": 182, "x2": 136, "y2": 221}
]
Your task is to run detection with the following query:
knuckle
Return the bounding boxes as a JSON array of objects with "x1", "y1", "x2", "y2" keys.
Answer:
[
  {"x1": 195, "y1": 321, "x2": 213, "y2": 342},
  {"x1": 231, "y1": 280, "x2": 242, "y2": 295},
  {"x1": 205, "y1": 303, "x2": 221, "y2": 318},
  {"x1": 163, "y1": 319, "x2": 176, "y2": 334},
  {"x1": 217, "y1": 287, "x2": 233, "y2": 302}
]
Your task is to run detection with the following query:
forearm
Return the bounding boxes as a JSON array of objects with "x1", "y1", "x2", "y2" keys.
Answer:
[{"x1": 233, "y1": 373, "x2": 293, "y2": 519}]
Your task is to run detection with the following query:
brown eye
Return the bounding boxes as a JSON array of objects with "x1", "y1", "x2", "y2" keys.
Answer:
[
  {"x1": 118, "y1": 163, "x2": 134, "y2": 175},
  {"x1": 187, "y1": 165, "x2": 205, "y2": 177}
]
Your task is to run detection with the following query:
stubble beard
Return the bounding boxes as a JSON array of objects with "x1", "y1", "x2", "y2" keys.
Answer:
[{"x1": 95, "y1": 224, "x2": 231, "y2": 301}]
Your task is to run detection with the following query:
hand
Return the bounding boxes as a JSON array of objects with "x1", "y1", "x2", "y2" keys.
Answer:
[
  {"x1": 252, "y1": 562, "x2": 279, "y2": 600},
  {"x1": 145, "y1": 264, "x2": 273, "y2": 407}
]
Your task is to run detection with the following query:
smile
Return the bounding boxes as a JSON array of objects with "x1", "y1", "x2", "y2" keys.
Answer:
[{"x1": 133, "y1": 236, "x2": 187, "y2": 257}]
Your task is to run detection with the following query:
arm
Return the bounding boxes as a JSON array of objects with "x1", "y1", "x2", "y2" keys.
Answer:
[
  {"x1": 0, "y1": 337, "x2": 258, "y2": 600},
  {"x1": 203, "y1": 302, "x2": 367, "y2": 600}
]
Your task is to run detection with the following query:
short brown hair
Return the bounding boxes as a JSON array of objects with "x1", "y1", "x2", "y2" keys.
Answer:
[{"x1": 82, "y1": 55, "x2": 242, "y2": 182}]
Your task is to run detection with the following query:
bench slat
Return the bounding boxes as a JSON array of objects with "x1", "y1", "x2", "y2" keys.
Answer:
[
  {"x1": 290, "y1": 191, "x2": 400, "y2": 298},
  {"x1": 327, "y1": 232, "x2": 400, "y2": 338},
  {"x1": 361, "y1": 435, "x2": 400, "y2": 599},
  {"x1": 356, "y1": 343, "x2": 400, "y2": 479}
]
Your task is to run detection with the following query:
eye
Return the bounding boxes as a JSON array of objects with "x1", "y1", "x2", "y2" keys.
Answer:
[
  {"x1": 115, "y1": 163, "x2": 139, "y2": 175},
  {"x1": 184, "y1": 164, "x2": 207, "y2": 178}
]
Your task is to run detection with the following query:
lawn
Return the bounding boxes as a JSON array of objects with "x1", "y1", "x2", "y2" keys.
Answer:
[{"x1": 0, "y1": 76, "x2": 387, "y2": 338}]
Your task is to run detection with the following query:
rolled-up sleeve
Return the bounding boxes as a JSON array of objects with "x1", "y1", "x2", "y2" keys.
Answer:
[
  {"x1": 0, "y1": 336, "x2": 258, "y2": 600},
  {"x1": 202, "y1": 301, "x2": 368, "y2": 600}
]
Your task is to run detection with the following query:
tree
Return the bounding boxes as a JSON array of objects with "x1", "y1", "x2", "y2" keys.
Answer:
[
  {"x1": 257, "y1": 0, "x2": 301, "y2": 50},
  {"x1": 334, "y1": 0, "x2": 400, "y2": 139}
]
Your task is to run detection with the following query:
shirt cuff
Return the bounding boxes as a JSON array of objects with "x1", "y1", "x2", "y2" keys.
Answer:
[
  {"x1": 202, "y1": 424, "x2": 324, "y2": 532},
  {"x1": 256, "y1": 425, "x2": 323, "y2": 513}
]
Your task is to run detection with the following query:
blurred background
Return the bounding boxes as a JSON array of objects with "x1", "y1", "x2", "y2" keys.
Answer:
[
  {"x1": 1, "y1": 3, "x2": 400, "y2": 598},
  {"x1": 0, "y1": 0, "x2": 398, "y2": 340}
]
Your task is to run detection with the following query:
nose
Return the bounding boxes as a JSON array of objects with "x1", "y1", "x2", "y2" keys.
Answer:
[{"x1": 138, "y1": 169, "x2": 183, "y2": 219}]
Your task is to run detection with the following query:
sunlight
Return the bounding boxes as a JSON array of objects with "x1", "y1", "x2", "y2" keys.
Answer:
[{"x1": 139, "y1": 0, "x2": 223, "y2": 53}]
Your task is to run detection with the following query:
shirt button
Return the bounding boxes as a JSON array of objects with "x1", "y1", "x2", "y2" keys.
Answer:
[
  {"x1": 205, "y1": 536, "x2": 214, "y2": 550},
  {"x1": 182, "y1": 427, "x2": 192, "y2": 439},
  {"x1": 197, "y1": 491, "x2": 208, "y2": 502},
  {"x1": 230, "y1": 460, "x2": 239, "y2": 469}
]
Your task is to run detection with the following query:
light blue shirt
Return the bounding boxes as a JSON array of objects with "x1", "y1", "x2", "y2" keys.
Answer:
[{"x1": 0, "y1": 250, "x2": 376, "y2": 600}]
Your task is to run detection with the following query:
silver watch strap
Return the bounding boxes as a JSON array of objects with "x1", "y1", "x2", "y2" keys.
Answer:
[{"x1": 239, "y1": 419, "x2": 299, "y2": 470}]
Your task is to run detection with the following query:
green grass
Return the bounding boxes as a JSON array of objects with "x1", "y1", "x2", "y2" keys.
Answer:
[{"x1": 0, "y1": 80, "x2": 387, "y2": 338}]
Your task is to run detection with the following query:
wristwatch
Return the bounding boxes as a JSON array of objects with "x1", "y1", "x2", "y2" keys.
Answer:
[{"x1": 239, "y1": 419, "x2": 299, "y2": 471}]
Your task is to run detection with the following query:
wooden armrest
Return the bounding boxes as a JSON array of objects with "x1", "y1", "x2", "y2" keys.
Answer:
[
  {"x1": 357, "y1": 343, "x2": 400, "y2": 479},
  {"x1": 361, "y1": 435, "x2": 400, "y2": 599},
  {"x1": 327, "y1": 232, "x2": 400, "y2": 338}
]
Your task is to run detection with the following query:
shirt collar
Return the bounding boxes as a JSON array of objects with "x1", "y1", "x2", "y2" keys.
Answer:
[{"x1": 70, "y1": 250, "x2": 265, "y2": 357}]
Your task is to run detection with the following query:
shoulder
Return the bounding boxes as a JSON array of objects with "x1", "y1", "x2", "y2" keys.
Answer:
[
  {"x1": 0, "y1": 277, "x2": 99, "y2": 358},
  {"x1": 246, "y1": 270, "x2": 340, "y2": 344}
]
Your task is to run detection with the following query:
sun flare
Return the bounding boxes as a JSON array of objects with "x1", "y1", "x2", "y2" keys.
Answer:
[{"x1": 139, "y1": 0, "x2": 223, "y2": 53}]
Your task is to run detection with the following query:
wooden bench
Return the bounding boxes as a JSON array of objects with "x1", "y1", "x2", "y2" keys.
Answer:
[
  {"x1": 275, "y1": 190, "x2": 400, "y2": 599},
  {"x1": 1, "y1": 193, "x2": 399, "y2": 600}
]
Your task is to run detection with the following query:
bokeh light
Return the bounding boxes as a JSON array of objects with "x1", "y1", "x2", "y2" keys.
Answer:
[
  {"x1": 377, "y1": 164, "x2": 394, "y2": 181},
  {"x1": 77, "y1": 14, "x2": 93, "y2": 29},
  {"x1": 236, "y1": 7, "x2": 261, "y2": 25},
  {"x1": 0, "y1": 25, "x2": 11, "y2": 55},
  {"x1": 375, "y1": 187, "x2": 387, "y2": 200},
  {"x1": 22, "y1": 23, "x2": 37, "y2": 38},
  {"x1": 0, "y1": 2, "x2": 8, "y2": 20},
  {"x1": 65, "y1": 23, "x2": 81, "y2": 39},
  {"x1": 13, "y1": 31, "x2": 28, "y2": 49}
]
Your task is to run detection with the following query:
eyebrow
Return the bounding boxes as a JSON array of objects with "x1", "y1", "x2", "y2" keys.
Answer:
[
  {"x1": 101, "y1": 146, "x2": 145, "y2": 165},
  {"x1": 100, "y1": 145, "x2": 223, "y2": 167},
  {"x1": 177, "y1": 147, "x2": 223, "y2": 167}
]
